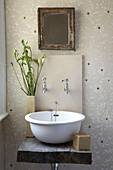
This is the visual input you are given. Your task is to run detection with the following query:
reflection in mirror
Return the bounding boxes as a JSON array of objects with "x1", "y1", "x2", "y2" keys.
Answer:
[
  {"x1": 38, "y1": 8, "x2": 75, "y2": 50},
  {"x1": 43, "y1": 13, "x2": 68, "y2": 45}
]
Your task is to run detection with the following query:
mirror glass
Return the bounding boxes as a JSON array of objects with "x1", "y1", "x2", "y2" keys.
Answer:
[{"x1": 43, "y1": 13, "x2": 68, "y2": 45}]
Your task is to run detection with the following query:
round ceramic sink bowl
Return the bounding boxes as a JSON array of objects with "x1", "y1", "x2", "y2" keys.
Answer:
[{"x1": 25, "y1": 111, "x2": 85, "y2": 144}]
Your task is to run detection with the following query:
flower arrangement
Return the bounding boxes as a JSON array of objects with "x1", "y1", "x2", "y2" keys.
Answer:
[{"x1": 10, "y1": 40, "x2": 46, "y2": 96}]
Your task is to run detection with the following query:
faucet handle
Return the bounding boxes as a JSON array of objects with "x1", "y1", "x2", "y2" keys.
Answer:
[
  {"x1": 42, "y1": 77, "x2": 46, "y2": 81},
  {"x1": 42, "y1": 77, "x2": 47, "y2": 93},
  {"x1": 61, "y1": 78, "x2": 69, "y2": 94},
  {"x1": 65, "y1": 78, "x2": 69, "y2": 82},
  {"x1": 61, "y1": 78, "x2": 69, "y2": 83}
]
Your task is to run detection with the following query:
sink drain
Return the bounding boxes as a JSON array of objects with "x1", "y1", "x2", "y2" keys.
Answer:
[{"x1": 53, "y1": 114, "x2": 59, "y2": 117}]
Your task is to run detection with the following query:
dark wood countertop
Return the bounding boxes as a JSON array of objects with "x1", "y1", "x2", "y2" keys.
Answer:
[{"x1": 17, "y1": 138, "x2": 92, "y2": 164}]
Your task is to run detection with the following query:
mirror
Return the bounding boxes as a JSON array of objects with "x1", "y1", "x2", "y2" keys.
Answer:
[{"x1": 38, "y1": 8, "x2": 75, "y2": 50}]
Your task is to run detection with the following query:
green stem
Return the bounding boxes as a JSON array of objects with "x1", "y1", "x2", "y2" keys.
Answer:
[
  {"x1": 22, "y1": 64, "x2": 31, "y2": 94},
  {"x1": 34, "y1": 64, "x2": 43, "y2": 94},
  {"x1": 19, "y1": 64, "x2": 29, "y2": 94},
  {"x1": 32, "y1": 67, "x2": 35, "y2": 95},
  {"x1": 24, "y1": 54, "x2": 33, "y2": 95},
  {"x1": 20, "y1": 88, "x2": 28, "y2": 95},
  {"x1": 11, "y1": 65, "x2": 27, "y2": 95}
]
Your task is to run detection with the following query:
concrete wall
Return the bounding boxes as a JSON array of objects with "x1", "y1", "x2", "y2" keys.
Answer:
[
  {"x1": 0, "y1": 123, "x2": 4, "y2": 170},
  {"x1": 0, "y1": 0, "x2": 6, "y2": 169}
]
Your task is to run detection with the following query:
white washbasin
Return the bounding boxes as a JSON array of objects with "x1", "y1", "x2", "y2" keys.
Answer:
[{"x1": 25, "y1": 111, "x2": 85, "y2": 144}]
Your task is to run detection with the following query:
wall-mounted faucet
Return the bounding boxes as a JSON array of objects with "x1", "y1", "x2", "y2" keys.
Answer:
[
  {"x1": 61, "y1": 78, "x2": 69, "y2": 94},
  {"x1": 42, "y1": 77, "x2": 47, "y2": 93}
]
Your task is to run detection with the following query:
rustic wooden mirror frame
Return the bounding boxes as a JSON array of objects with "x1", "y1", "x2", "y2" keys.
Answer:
[{"x1": 38, "y1": 8, "x2": 75, "y2": 50}]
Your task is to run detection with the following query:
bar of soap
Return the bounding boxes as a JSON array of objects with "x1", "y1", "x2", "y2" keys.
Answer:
[{"x1": 73, "y1": 133, "x2": 91, "y2": 151}]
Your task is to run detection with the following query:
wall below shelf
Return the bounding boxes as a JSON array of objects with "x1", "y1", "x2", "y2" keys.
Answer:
[{"x1": 17, "y1": 138, "x2": 92, "y2": 164}]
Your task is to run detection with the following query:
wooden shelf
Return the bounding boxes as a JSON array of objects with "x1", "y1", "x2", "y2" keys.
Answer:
[{"x1": 17, "y1": 138, "x2": 92, "y2": 164}]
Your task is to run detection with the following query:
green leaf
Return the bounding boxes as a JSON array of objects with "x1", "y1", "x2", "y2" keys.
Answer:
[
  {"x1": 27, "y1": 71, "x2": 32, "y2": 76},
  {"x1": 21, "y1": 39, "x2": 24, "y2": 46},
  {"x1": 25, "y1": 40, "x2": 28, "y2": 44},
  {"x1": 42, "y1": 54, "x2": 46, "y2": 60},
  {"x1": 33, "y1": 59, "x2": 39, "y2": 66},
  {"x1": 17, "y1": 57, "x2": 22, "y2": 62},
  {"x1": 26, "y1": 46, "x2": 31, "y2": 50},
  {"x1": 10, "y1": 62, "x2": 13, "y2": 66},
  {"x1": 22, "y1": 62, "x2": 26, "y2": 66},
  {"x1": 21, "y1": 56, "x2": 25, "y2": 60}
]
